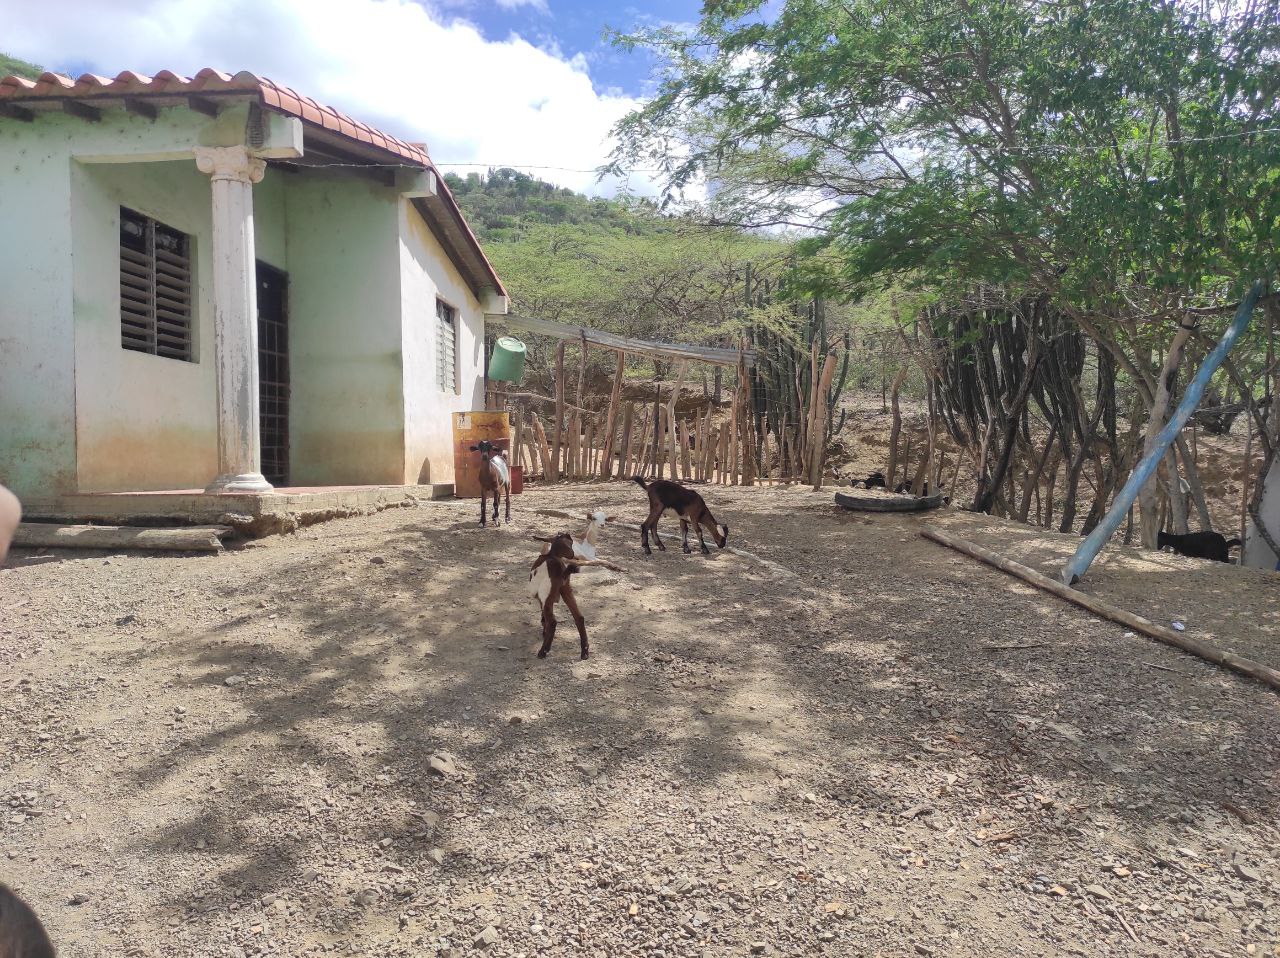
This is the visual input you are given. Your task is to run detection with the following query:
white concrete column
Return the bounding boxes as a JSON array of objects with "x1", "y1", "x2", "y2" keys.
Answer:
[{"x1": 195, "y1": 146, "x2": 272, "y2": 494}]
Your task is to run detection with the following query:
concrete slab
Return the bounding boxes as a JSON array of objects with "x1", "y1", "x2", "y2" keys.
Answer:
[{"x1": 21, "y1": 483, "x2": 455, "y2": 537}]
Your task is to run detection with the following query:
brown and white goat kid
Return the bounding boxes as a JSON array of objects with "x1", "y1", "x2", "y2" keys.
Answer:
[
  {"x1": 469, "y1": 439, "x2": 511, "y2": 527},
  {"x1": 632, "y1": 476, "x2": 728, "y2": 556},
  {"x1": 527, "y1": 531, "x2": 621, "y2": 659},
  {"x1": 528, "y1": 509, "x2": 616, "y2": 608}
]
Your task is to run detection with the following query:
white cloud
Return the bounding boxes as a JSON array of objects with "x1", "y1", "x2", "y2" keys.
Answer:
[
  {"x1": 494, "y1": 0, "x2": 549, "y2": 13},
  {"x1": 0, "y1": 0, "x2": 660, "y2": 198}
]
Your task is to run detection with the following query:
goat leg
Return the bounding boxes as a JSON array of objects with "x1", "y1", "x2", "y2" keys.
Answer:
[
  {"x1": 479, "y1": 490, "x2": 487, "y2": 527},
  {"x1": 560, "y1": 584, "x2": 589, "y2": 659},
  {"x1": 680, "y1": 519, "x2": 692, "y2": 554},
  {"x1": 695, "y1": 521, "x2": 710, "y2": 555},
  {"x1": 537, "y1": 589, "x2": 559, "y2": 658},
  {"x1": 505, "y1": 482, "x2": 511, "y2": 521},
  {"x1": 492, "y1": 491, "x2": 501, "y2": 526}
]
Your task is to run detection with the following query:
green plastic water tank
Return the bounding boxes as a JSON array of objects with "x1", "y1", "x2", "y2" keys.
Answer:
[{"x1": 488, "y1": 336, "x2": 527, "y2": 383}]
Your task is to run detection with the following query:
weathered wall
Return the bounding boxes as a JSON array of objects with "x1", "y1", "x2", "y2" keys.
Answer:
[
  {"x1": 67, "y1": 161, "x2": 291, "y2": 493},
  {"x1": 0, "y1": 103, "x2": 490, "y2": 495},
  {"x1": 284, "y1": 170, "x2": 406, "y2": 486},
  {"x1": 0, "y1": 105, "x2": 251, "y2": 497},
  {"x1": 70, "y1": 160, "x2": 218, "y2": 492},
  {"x1": 0, "y1": 117, "x2": 77, "y2": 497},
  {"x1": 399, "y1": 201, "x2": 486, "y2": 484}
]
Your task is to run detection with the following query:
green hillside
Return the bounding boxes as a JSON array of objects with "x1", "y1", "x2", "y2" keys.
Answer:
[{"x1": 0, "y1": 52, "x2": 43, "y2": 79}]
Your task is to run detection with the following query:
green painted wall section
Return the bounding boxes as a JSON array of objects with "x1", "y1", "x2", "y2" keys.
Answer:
[
  {"x1": 284, "y1": 170, "x2": 407, "y2": 486},
  {"x1": 71, "y1": 159, "x2": 219, "y2": 492},
  {"x1": 0, "y1": 105, "x2": 490, "y2": 496},
  {"x1": 0, "y1": 119, "x2": 77, "y2": 496}
]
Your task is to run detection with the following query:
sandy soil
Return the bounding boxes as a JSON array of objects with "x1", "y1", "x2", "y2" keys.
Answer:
[{"x1": 1, "y1": 484, "x2": 1278, "y2": 958}]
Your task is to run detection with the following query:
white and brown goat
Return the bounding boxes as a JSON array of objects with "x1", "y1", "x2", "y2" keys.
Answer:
[
  {"x1": 469, "y1": 439, "x2": 511, "y2": 527},
  {"x1": 632, "y1": 476, "x2": 728, "y2": 556}
]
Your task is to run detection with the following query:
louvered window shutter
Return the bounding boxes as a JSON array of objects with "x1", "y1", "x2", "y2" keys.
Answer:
[
  {"x1": 120, "y1": 208, "x2": 194, "y2": 362},
  {"x1": 436, "y1": 299, "x2": 457, "y2": 392}
]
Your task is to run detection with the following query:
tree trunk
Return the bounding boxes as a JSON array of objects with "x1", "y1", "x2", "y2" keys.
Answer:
[
  {"x1": 1174, "y1": 432, "x2": 1213, "y2": 530},
  {"x1": 1138, "y1": 323, "x2": 1194, "y2": 547},
  {"x1": 886, "y1": 366, "x2": 908, "y2": 483},
  {"x1": 1018, "y1": 421, "x2": 1058, "y2": 522},
  {"x1": 809, "y1": 351, "x2": 839, "y2": 489}
]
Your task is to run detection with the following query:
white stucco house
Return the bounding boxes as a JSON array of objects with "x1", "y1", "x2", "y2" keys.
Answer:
[{"x1": 0, "y1": 68, "x2": 507, "y2": 504}]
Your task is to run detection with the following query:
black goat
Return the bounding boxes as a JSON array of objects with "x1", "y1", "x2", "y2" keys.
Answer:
[
  {"x1": 894, "y1": 481, "x2": 935, "y2": 495},
  {"x1": 851, "y1": 471, "x2": 886, "y2": 489},
  {"x1": 0, "y1": 883, "x2": 55, "y2": 958},
  {"x1": 632, "y1": 476, "x2": 728, "y2": 555},
  {"x1": 1157, "y1": 530, "x2": 1242, "y2": 564}
]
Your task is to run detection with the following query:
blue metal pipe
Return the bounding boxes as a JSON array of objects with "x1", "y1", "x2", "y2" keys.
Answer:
[{"x1": 1061, "y1": 280, "x2": 1266, "y2": 585}]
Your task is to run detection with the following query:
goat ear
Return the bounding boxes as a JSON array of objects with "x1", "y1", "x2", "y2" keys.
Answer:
[
  {"x1": 606, "y1": 515, "x2": 618, "y2": 522},
  {"x1": 469, "y1": 445, "x2": 479, "y2": 451}
]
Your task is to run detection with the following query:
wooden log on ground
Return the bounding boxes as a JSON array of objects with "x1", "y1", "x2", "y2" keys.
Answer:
[
  {"x1": 14, "y1": 523, "x2": 231, "y2": 552},
  {"x1": 921, "y1": 528, "x2": 1280, "y2": 691}
]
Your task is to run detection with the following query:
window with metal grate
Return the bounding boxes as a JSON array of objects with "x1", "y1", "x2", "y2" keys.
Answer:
[
  {"x1": 120, "y1": 208, "x2": 194, "y2": 362},
  {"x1": 436, "y1": 298, "x2": 457, "y2": 393}
]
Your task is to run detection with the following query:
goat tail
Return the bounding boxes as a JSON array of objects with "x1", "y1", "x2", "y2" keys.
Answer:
[
  {"x1": 1226, "y1": 537, "x2": 1243, "y2": 548},
  {"x1": 631, "y1": 475, "x2": 649, "y2": 490}
]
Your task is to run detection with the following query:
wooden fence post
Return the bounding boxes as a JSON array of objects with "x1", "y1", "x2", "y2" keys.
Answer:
[
  {"x1": 601, "y1": 350, "x2": 625, "y2": 478},
  {"x1": 809, "y1": 350, "x2": 839, "y2": 489},
  {"x1": 666, "y1": 361, "x2": 688, "y2": 481},
  {"x1": 550, "y1": 341, "x2": 566, "y2": 481}
]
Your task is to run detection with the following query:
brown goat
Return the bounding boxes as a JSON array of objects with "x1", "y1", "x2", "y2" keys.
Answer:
[
  {"x1": 469, "y1": 439, "x2": 511, "y2": 527},
  {"x1": 528, "y1": 532, "x2": 622, "y2": 659},
  {"x1": 632, "y1": 476, "x2": 728, "y2": 556}
]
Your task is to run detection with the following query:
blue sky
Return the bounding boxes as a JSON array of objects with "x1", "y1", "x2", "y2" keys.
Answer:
[
  {"x1": 437, "y1": 0, "x2": 699, "y2": 98},
  {"x1": 2, "y1": 0, "x2": 707, "y2": 197}
]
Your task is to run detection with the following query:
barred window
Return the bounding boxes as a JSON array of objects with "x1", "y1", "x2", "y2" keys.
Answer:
[
  {"x1": 436, "y1": 298, "x2": 457, "y2": 392},
  {"x1": 119, "y1": 208, "x2": 194, "y2": 362}
]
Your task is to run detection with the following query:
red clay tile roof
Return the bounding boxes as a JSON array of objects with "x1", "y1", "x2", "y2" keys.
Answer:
[{"x1": 0, "y1": 68, "x2": 505, "y2": 298}]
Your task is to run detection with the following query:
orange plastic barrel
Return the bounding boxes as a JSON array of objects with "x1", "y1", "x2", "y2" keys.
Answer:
[{"x1": 452, "y1": 411, "x2": 511, "y2": 498}]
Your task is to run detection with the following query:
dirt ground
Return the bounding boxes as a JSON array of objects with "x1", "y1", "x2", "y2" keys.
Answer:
[{"x1": 2, "y1": 484, "x2": 1278, "y2": 958}]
